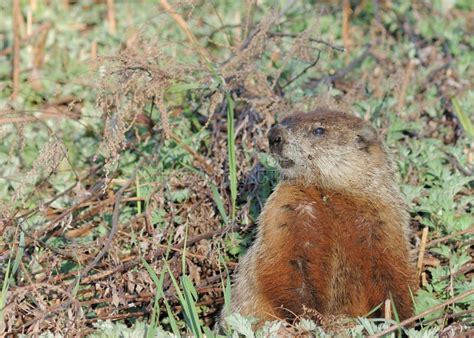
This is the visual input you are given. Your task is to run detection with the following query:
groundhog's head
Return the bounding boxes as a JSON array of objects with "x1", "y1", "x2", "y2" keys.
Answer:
[{"x1": 268, "y1": 109, "x2": 392, "y2": 189}]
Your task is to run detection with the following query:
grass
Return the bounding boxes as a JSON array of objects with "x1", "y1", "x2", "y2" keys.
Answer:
[
  {"x1": 452, "y1": 98, "x2": 474, "y2": 139},
  {"x1": 225, "y1": 92, "x2": 238, "y2": 221},
  {"x1": 0, "y1": 0, "x2": 473, "y2": 336},
  {"x1": 0, "y1": 231, "x2": 24, "y2": 329}
]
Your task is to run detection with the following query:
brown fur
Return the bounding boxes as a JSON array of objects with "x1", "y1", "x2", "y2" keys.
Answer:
[{"x1": 220, "y1": 108, "x2": 417, "y2": 327}]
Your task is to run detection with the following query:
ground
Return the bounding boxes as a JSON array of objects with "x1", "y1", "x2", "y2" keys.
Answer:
[{"x1": 0, "y1": 0, "x2": 473, "y2": 337}]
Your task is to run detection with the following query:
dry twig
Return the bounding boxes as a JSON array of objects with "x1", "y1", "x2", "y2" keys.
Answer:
[
  {"x1": 342, "y1": 0, "x2": 352, "y2": 64},
  {"x1": 11, "y1": 0, "x2": 21, "y2": 101},
  {"x1": 268, "y1": 32, "x2": 345, "y2": 52},
  {"x1": 67, "y1": 164, "x2": 140, "y2": 294},
  {"x1": 426, "y1": 227, "x2": 474, "y2": 248},
  {"x1": 370, "y1": 289, "x2": 474, "y2": 337},
  {"x1": 416, "y1": 227, "x2": 429, "y2": 279},
  {"x1": 305, "y1": 44, "x2": 372, "y2": 89},
  {"x1": 159, "y1": 0, "x2": 211, "y2": 63},
  {"x1": 106, "y1": 0, "x2": 116, "y2": 35}
]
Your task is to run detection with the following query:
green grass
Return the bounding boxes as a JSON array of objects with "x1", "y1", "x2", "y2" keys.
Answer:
[
  {"x1": 226, "y1": 93, "x2": 238, "y2": 221},
  {"x1": 0, "y1": 231, "x2": 24, "y2": 327}
]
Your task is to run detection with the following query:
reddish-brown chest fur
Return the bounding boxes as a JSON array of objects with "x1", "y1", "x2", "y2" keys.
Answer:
[{"x1": 255, "y1": 183, "x2": 416, "y2": 321}]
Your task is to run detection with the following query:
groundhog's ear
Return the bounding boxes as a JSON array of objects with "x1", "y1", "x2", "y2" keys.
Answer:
[{"x1": 356, "y1": 125, "x2": 377, "y2": 150}]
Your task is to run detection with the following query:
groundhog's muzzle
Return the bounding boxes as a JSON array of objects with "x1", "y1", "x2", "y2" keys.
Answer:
[
  {"x1": 268, "y1": 124, "x2": 295, "y2": 168},
  {"x1": 268, "y1": 124, "x2": 284, "y2": 155}
]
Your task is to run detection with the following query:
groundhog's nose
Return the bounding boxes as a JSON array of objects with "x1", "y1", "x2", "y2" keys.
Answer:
[{"x1": 268, "y1": 125, "x2": 284, "y2": 154}]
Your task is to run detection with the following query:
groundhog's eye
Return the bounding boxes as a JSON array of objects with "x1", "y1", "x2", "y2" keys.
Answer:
[{"x1": 313, "y1": 127, "x2": 326, "y2": 136}]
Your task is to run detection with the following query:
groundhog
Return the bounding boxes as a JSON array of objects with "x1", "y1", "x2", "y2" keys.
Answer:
[{"x1": 220, "y1": 108, "x2": 417, "y2": 328}]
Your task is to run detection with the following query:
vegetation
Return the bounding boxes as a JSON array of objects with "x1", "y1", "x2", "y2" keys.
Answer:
[{"x1": 0, "y1": 0, "x2": 472, "y2": 336}]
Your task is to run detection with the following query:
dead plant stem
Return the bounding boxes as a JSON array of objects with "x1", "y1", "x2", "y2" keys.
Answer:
[
  {"x1": 159, "y1": 0, "x2": 211, "y2": 63},
  {"x1": 370, "y1": 289, "x2": 474, "y2": 337},
  {"x1": 12, "y1": 0, "x2": 21, "y2": 101}
]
